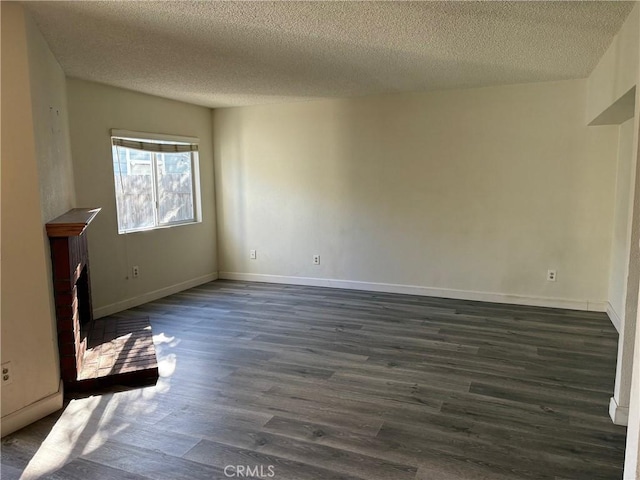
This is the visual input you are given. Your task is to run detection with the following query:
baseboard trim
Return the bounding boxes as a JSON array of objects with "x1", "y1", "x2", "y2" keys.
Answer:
[
  {"x1": 94, "y1": 273, "x2": 218, "y2": 319},
  {"x1": 609, "y1": 396, "x2": 629, "y2": 425},
  {"x1": 218, "y1": 272, "x2": 607, "y2": 312},
  {"x1": 1, "y1": 380, "x2": 63, "y2": 437},
  {"x1": 606, "y1": 302, "x2": 623, "y2": 333}
]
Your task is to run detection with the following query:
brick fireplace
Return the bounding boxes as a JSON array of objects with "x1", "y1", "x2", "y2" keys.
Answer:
[
  {"x1": 46, "y1": 208, "x2": 158, "y2": 392},
  {"x1": 46, "y1": 208, "x2": 100, "y2": 385}
]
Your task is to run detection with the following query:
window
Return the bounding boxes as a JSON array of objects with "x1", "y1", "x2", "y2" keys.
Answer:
[{"x1": 110, "y1": 130, "x2": 201, "y2": 234}]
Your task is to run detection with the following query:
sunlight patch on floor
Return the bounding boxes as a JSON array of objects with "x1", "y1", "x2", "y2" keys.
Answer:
[{"x1": 20, "y1": 386, "x2": 162, "y2": 480}]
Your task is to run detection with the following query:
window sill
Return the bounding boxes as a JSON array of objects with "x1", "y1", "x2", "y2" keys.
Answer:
[{"x1": 118, "y1": 219, "x2": 201, "y2": 235}]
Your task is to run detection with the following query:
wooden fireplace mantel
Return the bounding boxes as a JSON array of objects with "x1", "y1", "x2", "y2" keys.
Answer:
[{"x1": 46, "y1": 207, "x2": 101, "y2": 237}]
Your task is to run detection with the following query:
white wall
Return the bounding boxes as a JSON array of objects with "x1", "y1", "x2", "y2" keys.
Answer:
[
  {"x1": 215, "y1": 79, "x2": 618, "y2": 309},
  {"x1": 609, "y1": 117, "x2": 637, "y2": 330},
  {"x1": 0, "y1": 3, "x2": 65, "y2": 435},
  {"x1": 66, "y1": 79, "x2": 217, "y2": 317}
]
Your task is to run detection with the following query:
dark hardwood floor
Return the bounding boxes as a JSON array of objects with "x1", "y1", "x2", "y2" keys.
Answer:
[{"x1": 1, "y1": 280, "x2": 626, "y2": 479}]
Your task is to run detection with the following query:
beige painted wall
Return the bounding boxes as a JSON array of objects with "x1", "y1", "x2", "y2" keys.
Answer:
[
  {"x1": 624, "y1": 96, "x2": 640, "y2": 480},
  {"x1": 66, "y1": 79, "x2": 217, "y2": 315},
  {"x1": 586, "y1": 4, "x2": 640, "y2": 477},
  {"x1": 1, "y1": 3, "x2": 63, "y2": 426},
  {"x1": 585, "y1": 1, "x2": 640, "y2": 448},
  {"x1": 25, "y1": 14, "x2": 76, "y2": 224},
  {"x1": 609, "y1": 117, "x2": 637, "y2": 329},
  {"x1": 623, "y1": 8, "x2": 640, "y2": 475},
  {"x1": 23, "y1": 11, "x2": 78, "y2": 418},
  {"x1": 215, "y1": 79, "x2": 618, "y2": 308},
  {"x1": 628, "y1": 256, "x2": 640, "y2": 479},
  {"x1": 587, "y1": 4, "x2": 639, "y2": 125}
]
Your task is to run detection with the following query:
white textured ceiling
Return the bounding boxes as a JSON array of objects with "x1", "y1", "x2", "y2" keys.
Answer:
[{"x1": 24, "y1": 1, "x2": 636, "y2": 108}]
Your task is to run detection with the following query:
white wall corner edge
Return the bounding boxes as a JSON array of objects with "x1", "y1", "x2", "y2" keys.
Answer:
[
  {"x1": 1, "y1": 380, "x2": 64, "y2": 438},
  {"x1": 218, "y1": 272, "x2": 607, "y2": 312},
  {"x1": 606, "y1": 302, "x2": 623, "y2": 333},
  {"x1": 93, "y1": 273, "x2": 218, "y2": 319},
  {"x1": 610, "y1": 396, "x2": 630, "y2": 426}
]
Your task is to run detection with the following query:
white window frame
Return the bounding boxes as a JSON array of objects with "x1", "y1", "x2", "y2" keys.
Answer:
[{"x1": 110, "y1": 129, "x2": 202, "y2": 234}]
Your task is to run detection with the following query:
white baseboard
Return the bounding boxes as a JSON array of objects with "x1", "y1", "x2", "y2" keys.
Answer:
[
  {"x1": 1, "y1": 380, "x2": 63, "y2": 437},
  {"x1": 609, "y1": 396, "x2": 629, "y2": 425},
  {"x1": 218, "y1": 272, "x2": 607, "y2": 312},
  {"x1": 606, "y1": 302, "x2": 623, "y2": 333},
  {"x1": 94, "y1": 273, "x2": 218, "y2": 318}
]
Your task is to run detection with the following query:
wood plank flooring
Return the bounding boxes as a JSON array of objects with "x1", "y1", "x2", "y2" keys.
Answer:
[{"x1": 1, "y1": 280, "x2": 626, "y2": 479}]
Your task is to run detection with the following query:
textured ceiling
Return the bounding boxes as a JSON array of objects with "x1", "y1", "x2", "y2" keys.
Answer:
[{"x1": 24, "y1": 1, "x2": 636, "y2": 108}]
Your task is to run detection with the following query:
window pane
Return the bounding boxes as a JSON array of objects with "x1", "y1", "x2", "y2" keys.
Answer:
[
  {"x1": 111, "y1": 135, "x2": 200, "y2": 234},
  {"x1": 113, "y1": 147, "x2": 155, "y2": 232},
  {"x1": 156, "y1": 152, "x2": 195, "y2": 224}
]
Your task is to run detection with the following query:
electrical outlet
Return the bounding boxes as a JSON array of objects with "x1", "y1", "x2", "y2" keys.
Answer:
[
  {"x1": 313, "y1": 255, "x2": 320, "y2": 265},
  {"x1": 250, "y1": 249, "x2": 257, "y2": 260},
  {"x1": 547, "y1": 269, "x2": 557, "y2": 282},
  {"x1": 2, "y1": 361, "x2": 13, "y2": 386},
  {"x1": 132, "y1": 265, "x2": 139, "y2": 278}
]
